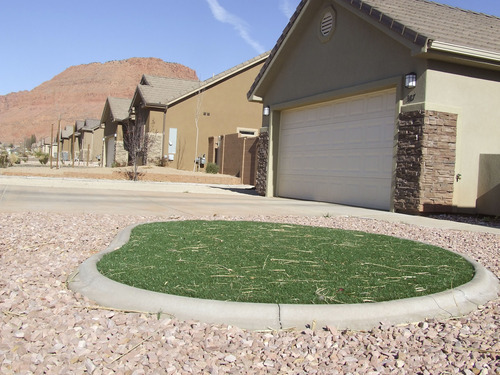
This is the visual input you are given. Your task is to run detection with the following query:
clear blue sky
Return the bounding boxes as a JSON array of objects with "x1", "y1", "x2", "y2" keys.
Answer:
[{"x1": 1, "y1": 0, "x2": 499, "y2": 96}]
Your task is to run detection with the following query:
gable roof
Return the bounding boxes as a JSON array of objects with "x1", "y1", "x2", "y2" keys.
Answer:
[
  {"x1": 130, "y1": 52, "x2": 269, "y2": 111},
  {"x1": 344, "y1": 0, "x2": 500, "y2": 53},
  {"x1": 75, "y1": 120, "x2": 85, "y2": 131},
  {"x1": 135, "y1": 78, "x2": 201, "y2": 107},
  {"x1": 60, "y1": 125, "x2": 74, "y2": 139},
  {"x1": 168, "y1": 52, "x2": 269, "y2": 106},
  {"x1": 248, "y1": 0, "x2": 500, "y2": 100},
  {"x1": 106, "y1": 97, "x2": 132, "y2": 122},
  {"x1": 141, "y1": 75, "x2": 198, "y2": 88},
  {"x1": 82, "y1": 119, "x2": 101, "y2": 132}
]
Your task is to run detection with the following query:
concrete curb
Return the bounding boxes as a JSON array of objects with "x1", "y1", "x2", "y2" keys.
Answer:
[{"x1": 68, "y1": 223, "x2": 500, "y2": 331}]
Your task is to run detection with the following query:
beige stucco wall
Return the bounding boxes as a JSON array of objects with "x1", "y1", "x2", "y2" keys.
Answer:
[
  {"x1": 102, "y1": 103, "x2": 128, "y2": 167},
  {"x1": 424, "y1": 65, "x2": 500, "y2": 211},
  {"x1": 164, "y1": 64, "x2": 264, "y2": 171},
  {"x1": 259, "y1": 0, "x2": 425, "y2": 108}
]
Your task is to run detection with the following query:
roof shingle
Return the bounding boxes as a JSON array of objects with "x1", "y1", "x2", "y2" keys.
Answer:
[
  {"x1": 344, "y1": 0, "x2": 500, "y2": 53},
  {"x1": 82, "y1": 119, "x2": 101, "y2": 132},
  {"x1": 107, "y1": 97, "x2": 132, "y2": 122}
]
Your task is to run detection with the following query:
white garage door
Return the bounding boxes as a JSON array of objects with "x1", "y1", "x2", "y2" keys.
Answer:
[{"x1": 277, "y1": 89, "x2": 396, "y2": 210}]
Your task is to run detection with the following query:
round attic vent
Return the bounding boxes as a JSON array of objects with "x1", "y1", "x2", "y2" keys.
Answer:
[
  {"x1": 321, "y1": 12, "x2": 334, "y2": 36},
  {"x1": 318, "y1": 6, "x2": 336, "y2": 42}
]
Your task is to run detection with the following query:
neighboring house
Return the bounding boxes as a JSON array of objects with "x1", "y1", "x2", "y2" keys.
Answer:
[
  {"x1": 80, "y1": 119, "x2": 103, "y2": 164},
  {"x1": 101, "y1": 97, "x2": 131, "y2": 167},
  {"x1": 59, "y1": 125, "x2": 74, "y2": 162},
  {"x1": 161, "y1": 52, "x2": 268, "y2": 171},
  {"x1": 121, "y1": 53, "x2": 268, "y2": 172},
  {"x1": 248, "y1": 0, "x2": 500, "y2": 215},
  {"x1": 73, "y1": 120, "x2": 85, "y2": 161},
  {"x1": 128, "y1": 75, "x2": 200, "y2": 166}
]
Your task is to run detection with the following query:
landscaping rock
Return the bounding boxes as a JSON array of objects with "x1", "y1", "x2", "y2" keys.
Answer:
[{"x1": 0, "y1": 212, "x2": 498, "y2": 373}]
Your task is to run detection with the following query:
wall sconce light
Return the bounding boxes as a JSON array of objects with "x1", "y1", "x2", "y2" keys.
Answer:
[
  {"x1": 404, "y1": 72, "x2": 417, "y2": 89},
  {"x1": 263, "y1": 106, "x2": 270, "y2": 116}
]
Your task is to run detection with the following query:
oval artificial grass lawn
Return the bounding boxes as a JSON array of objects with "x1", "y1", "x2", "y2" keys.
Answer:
[{"x1": 96, "y1": 221, "x2": 475, "y2": 304}]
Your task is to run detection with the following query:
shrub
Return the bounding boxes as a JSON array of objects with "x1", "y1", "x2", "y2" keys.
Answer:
[
  {"x1": 38, "y1": 153, "x2": 49, "y2": 165},
  {"x1": 205, "y1": 162, "x2": 219, "y2": 174},
  {"x1": 9, "y1": 153, "x2": 19, "y2": 165},
  {"x1": 0, "y1": 153, "x2": 9, "y2": 168}
]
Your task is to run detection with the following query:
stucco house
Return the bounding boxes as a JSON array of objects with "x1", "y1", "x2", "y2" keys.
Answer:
[
  {"x1": 248, "y1": 0, "x2": 500, "y2": 215},
  {"x1": 59, "y1": 125, "x2": 74, "y2": 162},
  {"x1": 79, "y1": 119, "x2": 103, "y2": 164},
  {"x1": 160, "y1": 53, "x2": 268, "y2": 171},
  {"x1": 101, "y1": 97, "x2": 131, "y2": 167},
  {"x1": 128, "y1": 75, "x2": 200, "y2": 166},
  {"x1": 120, "y1": 53, "x2": 268, "y2": 171}
]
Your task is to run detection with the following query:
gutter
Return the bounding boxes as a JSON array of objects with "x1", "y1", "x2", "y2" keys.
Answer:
[{"x1": 428, "y1": 40, "x2": 500, "y2": 63}]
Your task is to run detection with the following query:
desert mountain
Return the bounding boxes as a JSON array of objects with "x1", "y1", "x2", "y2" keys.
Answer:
[{"x1": 0, "y1": 58, "x2": 199, "y2": 143}]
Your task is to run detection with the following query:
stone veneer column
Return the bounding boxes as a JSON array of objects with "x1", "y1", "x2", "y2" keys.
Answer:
[
  {"x1": 394, "y1": 110, "x2": 457, "y2": 214},
  {"x1": 115, "y1": 141, "x2": 128, "y2": 166},
  {"x1": 146, "y1": 132, "x2": 164, "y2": 164},
  {"x1": 255, "y1": 130, "x2": 269, "y2": 196}
]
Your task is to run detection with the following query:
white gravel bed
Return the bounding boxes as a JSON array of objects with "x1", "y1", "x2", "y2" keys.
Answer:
[{"x1": 1, "y1": 212, "x2": 499, "y2": 374}]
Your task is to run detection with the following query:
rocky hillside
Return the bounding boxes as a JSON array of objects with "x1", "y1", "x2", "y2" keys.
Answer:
[{"x1": 0, "y1": 58, "x2": 198, "y2": 143}]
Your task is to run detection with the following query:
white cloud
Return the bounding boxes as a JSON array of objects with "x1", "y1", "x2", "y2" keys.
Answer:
[
  {"x1": 280, "y1": 0, "x2": 296, "y2": 19},
  {"x1": 205, "y1": 0, "x2": 265, "y2": 54}
]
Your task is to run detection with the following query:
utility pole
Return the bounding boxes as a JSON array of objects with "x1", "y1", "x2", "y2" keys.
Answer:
[
  {"x1": 50, "y1": 123, "x2": 54, "y2": 169},
  {"x1": 56, "y1": 116, "x2": 61, "y2": 169},
  {"x1": 72, "y1": 123, "x2": 75, "y2": 167}
]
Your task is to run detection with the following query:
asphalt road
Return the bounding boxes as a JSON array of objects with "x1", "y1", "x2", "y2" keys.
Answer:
[
  {"x1": 1, "y1": 175, "x2": 499, "y2": 234},
  {"x1": 0, "y1": 175, "x2": 364, "y2": 218}
]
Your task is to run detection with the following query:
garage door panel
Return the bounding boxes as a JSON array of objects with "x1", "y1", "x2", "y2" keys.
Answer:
[
  {"x1": 278, "y1": 174, "x2": 391, "y2": 210},
  {"x1": 277, "y1": 89, "x2": 396, "y2": 210}
]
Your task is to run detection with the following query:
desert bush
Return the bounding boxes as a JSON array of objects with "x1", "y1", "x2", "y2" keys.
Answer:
[
  {"x1": 0, "y1": 153, "x2": 9, "y2": 168},
  {"x1": 9, "y1": 153, "x2": 19, "y2": 165},
  {"x1": 38, "y1": 153, "x2": 49, "y2": 165},
  {"x1": 205, "y1": 162, "x2": 219, "y2": 174}
]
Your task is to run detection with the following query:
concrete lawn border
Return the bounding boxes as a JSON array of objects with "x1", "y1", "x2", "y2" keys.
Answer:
[{"x1": 68, "y1": 223, "x2": 500, "y2": 331}]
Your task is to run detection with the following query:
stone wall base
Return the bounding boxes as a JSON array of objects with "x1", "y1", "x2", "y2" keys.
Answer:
[
  {"x1": 255, "y1": 130, "x2": 269, "y2": 196},
  {"x1": 115, "y1": 141, "x2": 128, "y2": 166},
  {"x1": 394, "y1": 110, "x2": 457, "y2": 214}
]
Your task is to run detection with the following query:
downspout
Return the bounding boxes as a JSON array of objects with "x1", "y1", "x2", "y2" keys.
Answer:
[
  {"x1": 161, "y1": 107, "x2": 167, "y2": 163},
  {"x1": 90, "y1": 131, "x2": 94, "y2": 166},
  {"x1": 194, "y1": 85, "x2": 203, "y2": 172}
]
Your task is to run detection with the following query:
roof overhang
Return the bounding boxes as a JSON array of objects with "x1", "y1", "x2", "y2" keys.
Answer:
[
  {"x1": 426, "y1": 40, "x2": 500, "y2": 70},
  {"x1": 248, "y1": 0, "x2": 500, "y2": 102}
]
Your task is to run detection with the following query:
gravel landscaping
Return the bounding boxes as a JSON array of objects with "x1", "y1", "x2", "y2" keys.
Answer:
[{"x1": 1, "y1": 212, "x2": 499, "y2": 374}]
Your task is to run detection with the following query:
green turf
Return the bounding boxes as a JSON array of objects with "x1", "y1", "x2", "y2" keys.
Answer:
[{"x1": 96, "y1": 221, "x2": 475, "y2": 304}]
